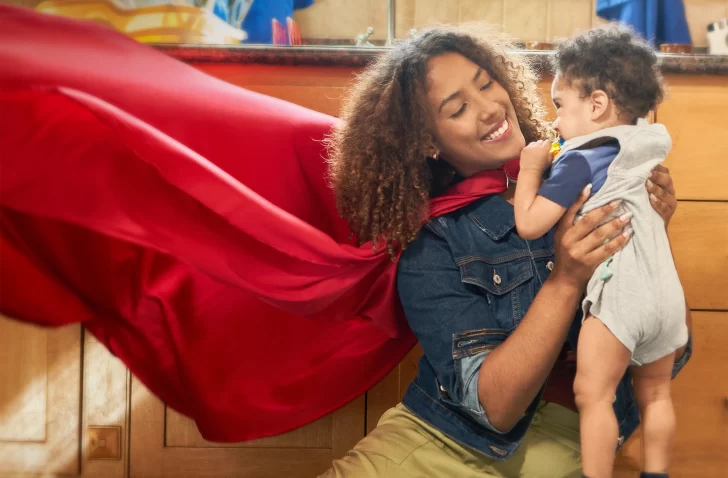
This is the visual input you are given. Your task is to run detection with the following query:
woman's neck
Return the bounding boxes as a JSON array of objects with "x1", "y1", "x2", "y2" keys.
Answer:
[{"x1": 500, "y1": 181, "x2": 517, "y2": 204}]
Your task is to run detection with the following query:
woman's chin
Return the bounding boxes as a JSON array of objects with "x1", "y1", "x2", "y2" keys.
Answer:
[{"x1": 491, "y1": 142, "x2": 525, "y2": 163}]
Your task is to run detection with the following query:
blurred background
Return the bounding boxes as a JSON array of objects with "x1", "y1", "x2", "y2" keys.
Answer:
[{"x1": 2, "y1": 0, "x2": 727, "y2": 49}]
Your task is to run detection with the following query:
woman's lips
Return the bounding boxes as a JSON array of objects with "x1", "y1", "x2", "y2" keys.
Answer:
[{"x1": 481, "y1": 117, "x2": 511, "y2": 143}]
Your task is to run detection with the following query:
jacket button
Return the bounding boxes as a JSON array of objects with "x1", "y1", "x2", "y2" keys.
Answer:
[
  {"x1": 618, "y1": 435, "x2": 625, "y2": 446},
  {"x1": 546, "y1": 261, "x2": 554, "y2": 271},
  {"x1": 493, "y1": 271, "x2": 502, "y2": 286}
]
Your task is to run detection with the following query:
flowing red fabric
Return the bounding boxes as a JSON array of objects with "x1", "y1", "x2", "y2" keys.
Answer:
[{"x1": 0, "y1": 6, "x2": 519, "y2": 442}]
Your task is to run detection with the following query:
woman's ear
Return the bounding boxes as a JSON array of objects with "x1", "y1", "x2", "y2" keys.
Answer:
[
  {"x1": 589, "y1": 89, "x2": 610, "y2": 121},
  {"x1": 425, "y1": 145, "x2": 440, "y2": 160}
]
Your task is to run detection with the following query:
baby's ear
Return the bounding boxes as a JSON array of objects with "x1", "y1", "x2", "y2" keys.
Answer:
[{"x1": 589, "y1": 89, "x2": 610, "y2": 120}]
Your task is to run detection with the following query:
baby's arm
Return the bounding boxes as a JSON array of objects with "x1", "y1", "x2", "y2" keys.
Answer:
[
  {"x1": 514, "y1": 177, "x2": 568, "y2": 240},
  {"x1": 515, "y1": 144, "x2": 593, "y2": 240}
]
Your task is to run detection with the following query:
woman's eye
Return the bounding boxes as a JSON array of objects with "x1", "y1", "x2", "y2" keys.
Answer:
[
  {"x1": 480, "y1": 80, "x2": 494, "y2": 91},
  {"x1": 451, "y1": 104, "x2": 467, "y2": 118}
]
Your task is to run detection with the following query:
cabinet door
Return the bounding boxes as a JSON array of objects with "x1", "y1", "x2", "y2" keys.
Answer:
[
  {"x1": 0, "y1": 315, "x2": 82, "y2": 477},
  {"x1": 659, "y1": 76, "x2": 728, "y2": 201},
  {"x1": 365, "y1": 345, "x2": 422, "y2": 433},
  {"x1": 129, "y1": 377, "x2": 365, "y2": 478},
  {"x1": 669, "y1": 202, "x2": 728, "y2": 311}
]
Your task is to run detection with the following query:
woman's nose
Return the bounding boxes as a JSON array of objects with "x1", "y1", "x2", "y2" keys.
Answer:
[{"x1": 475, "y1": 97, "x2": 499, "y2": 123}]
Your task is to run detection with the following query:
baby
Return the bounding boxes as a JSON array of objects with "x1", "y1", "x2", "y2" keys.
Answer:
[{"x1": 514, "y1": 26, "x2": 688, "y2": 478}]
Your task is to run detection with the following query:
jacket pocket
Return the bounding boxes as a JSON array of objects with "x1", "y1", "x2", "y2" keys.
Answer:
[{"x1": 458, "y1": 257, "x2": 534, "y2": 329}]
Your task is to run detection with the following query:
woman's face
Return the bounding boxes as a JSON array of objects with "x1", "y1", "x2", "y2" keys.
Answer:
[{"x1": 425, "y1": 52, "x2": 526, "y2": 177}]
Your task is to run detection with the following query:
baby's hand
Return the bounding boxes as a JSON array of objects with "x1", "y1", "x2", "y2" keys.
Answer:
[{"x1": 520, "y1": 140, "x2": 553, "y2": 173}]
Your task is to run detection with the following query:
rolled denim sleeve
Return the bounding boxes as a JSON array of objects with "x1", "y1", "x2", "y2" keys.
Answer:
[
  {"x1": 397, "y1": 222, "x2": 507, "y2": 433},
  {"x1": 458, "y1": 350, "x2": 515, "y2": 433}
]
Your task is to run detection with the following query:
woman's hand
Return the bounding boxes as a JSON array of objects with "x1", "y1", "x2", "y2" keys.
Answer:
[
  {"x1": 551, "y1": 185, "x2": 633, "y2": 289},
  {"x1": 647, "y1": 165, "x2": 678, "y2": 226}
]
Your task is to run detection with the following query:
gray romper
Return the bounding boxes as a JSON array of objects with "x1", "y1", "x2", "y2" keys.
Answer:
[{"x1": 557, "y1": 120, "x2": 688, "y2": 366}]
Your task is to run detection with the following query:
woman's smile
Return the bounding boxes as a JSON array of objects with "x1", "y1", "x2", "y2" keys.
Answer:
[{"x1": 481, "y1": 117, "x2": 511, "y2": 143}]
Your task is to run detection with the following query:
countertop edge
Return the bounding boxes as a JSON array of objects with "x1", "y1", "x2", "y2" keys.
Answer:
[{"x1": 154, "y1": 44, "x2": 728, "y2": 75}]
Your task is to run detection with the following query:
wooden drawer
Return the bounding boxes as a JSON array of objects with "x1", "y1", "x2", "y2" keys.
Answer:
[
  {"x1": 195, "y1": 64, "x2": 357, "y2": 118},
  {"x1": 669, "y1": 202, "x2": 728, "y2": 310},
  {"x1": 659, "y1": 76, "x2": 728, "y2": 201}
]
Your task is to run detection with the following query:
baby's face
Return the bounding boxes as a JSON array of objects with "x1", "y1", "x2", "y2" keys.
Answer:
[{"x1": 551, "y1": 75, "x2": 598, "y2": 140}]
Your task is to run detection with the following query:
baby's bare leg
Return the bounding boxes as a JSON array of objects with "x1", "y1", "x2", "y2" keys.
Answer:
[
  {"x1": 630, "y1": 353, "x2": 676, "y2": 474},
  {"x1": 574, "y1": 316, "x2": 632, "y2": 478}
]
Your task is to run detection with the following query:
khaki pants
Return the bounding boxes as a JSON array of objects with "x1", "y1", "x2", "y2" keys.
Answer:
[{"x1": 320, "y1": 402, "x2": 582, "y2": 478}]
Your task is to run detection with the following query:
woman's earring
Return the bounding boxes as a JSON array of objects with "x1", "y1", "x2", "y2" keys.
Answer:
[{"x1": 432, "y1": 151, "x2": 439, "y2": 160}]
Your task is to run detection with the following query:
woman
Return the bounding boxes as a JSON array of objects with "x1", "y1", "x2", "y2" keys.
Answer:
[{"x1": 323, "y1": 25, "x2": 691, "y2": 477}]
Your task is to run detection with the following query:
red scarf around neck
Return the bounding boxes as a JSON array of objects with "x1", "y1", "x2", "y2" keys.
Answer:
[{"x1": 0, "y1": 6, "x2": 518, "y2": 442}]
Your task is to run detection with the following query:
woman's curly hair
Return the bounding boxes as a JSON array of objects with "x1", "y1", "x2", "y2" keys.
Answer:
[
  {"x1": 553, "y1": 25, "x2": 665, "y2": 122},
  {"x1": 325, "y1": 23, "x2": 551, "y2": 257}
]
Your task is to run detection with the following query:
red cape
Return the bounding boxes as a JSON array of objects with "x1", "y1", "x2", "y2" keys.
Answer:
[{"x1": 0, "y1": 6, "x2": 517, "y2": 442}]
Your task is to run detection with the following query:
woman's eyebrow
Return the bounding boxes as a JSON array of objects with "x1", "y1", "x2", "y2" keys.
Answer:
[{"x1": 472, "y1": 68, "x2": 483, "y2": 83}]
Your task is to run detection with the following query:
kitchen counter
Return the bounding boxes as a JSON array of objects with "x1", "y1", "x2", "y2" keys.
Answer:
[{"x1": 155, "y1": 44, "x2": 728, "y2": 75}]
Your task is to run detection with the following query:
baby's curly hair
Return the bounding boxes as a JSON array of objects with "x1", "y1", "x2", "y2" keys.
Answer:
[
  {"x1": 325, "y1": 24, "x2": 550, "y2": 256},
  {"x1": 553, "y1": 25, "x2": 665, "y2": 122}
]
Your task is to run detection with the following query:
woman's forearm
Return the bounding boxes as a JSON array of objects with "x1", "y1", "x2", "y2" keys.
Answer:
[{"x1": 477, "y1": 274, "x2": 582, "y2": 431}]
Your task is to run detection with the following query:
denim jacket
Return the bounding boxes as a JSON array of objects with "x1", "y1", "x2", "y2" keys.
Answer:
[{"x1": 396, "y1": 194, "x2": 692, "y2": 460}]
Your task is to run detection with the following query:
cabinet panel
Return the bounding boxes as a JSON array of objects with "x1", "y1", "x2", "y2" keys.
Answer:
[
  {"x1": 659, "y1": 76, "x2": 728, "y2": 201},
  {"x1": 669, "y1": 202, "x2": 728, "y2": 310},
  {"x1": 0, "y1": 317, "x2": 81, "y2": 476},
  {"x1": 130, "y1": 378, "x2": 364, "y2": 478}
]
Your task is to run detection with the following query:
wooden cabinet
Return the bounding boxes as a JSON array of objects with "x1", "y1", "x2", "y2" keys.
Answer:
[
  {"x1": 127, "y1": 378, "x2": 363, "y2": 478},
  {"x1": 0, "y1": 316, "x2": 82, "y2": 476},
  {"x1": 0, "y1": 316, "x2": 364, "y2": 478},
  {"x1": 196, "y1": 64, "x2": 357, "y2": 118},
  {"x1": 659, "y1": 76, "x2": 728, "y2": 202},
  {"x1": 0, "y1": 319, "x2": 133, "y2": 478},
  {"x1": 364, "y1": 345, "x2": 422, "y2": 433},
  {"x1": 669, "y1": 202, "x2": 728, "y2": 310}
]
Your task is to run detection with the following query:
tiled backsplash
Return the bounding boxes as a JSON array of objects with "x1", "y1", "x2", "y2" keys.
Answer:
[{"x1": 294, "y1": 0, "x2": 728, "y2": 47}]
